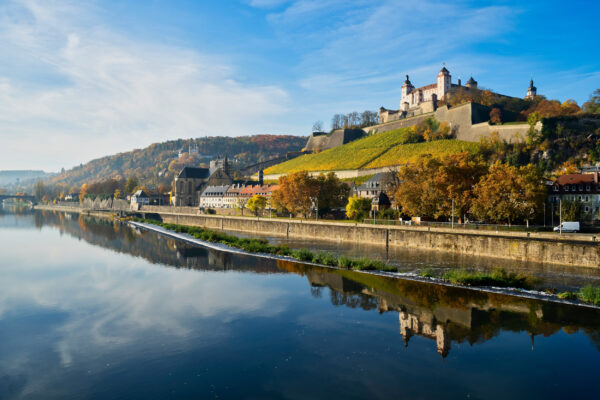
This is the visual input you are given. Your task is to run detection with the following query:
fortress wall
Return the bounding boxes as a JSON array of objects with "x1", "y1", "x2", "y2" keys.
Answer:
[
  {"x1": 306, "y1": 129, "x2": 365, "y2": 153},
  {"x1": 148, "y1": 212, "x2": 600, "y2": 268},
  {"x1": 363, "y1": 113, "x2": 432, "y2": 135}
]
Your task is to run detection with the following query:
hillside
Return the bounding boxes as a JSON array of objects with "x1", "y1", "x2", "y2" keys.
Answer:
[
  {"x1": 50, "y1": 135, "x2": 306, "y2": 189},
  {"x1": 264, "y1": 127, "x2": 479, "y2": 174}
]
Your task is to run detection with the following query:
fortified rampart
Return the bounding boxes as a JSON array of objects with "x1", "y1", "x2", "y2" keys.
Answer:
[
  {"x1": 132, "y1": 209, "x2": 600, "y2": 269},
  {"x1": 365, "y1": 103, "x2": 534, "y2": 143},
  {"x1": 305, "y1": 129, "x2": 365, "y2": 153}
]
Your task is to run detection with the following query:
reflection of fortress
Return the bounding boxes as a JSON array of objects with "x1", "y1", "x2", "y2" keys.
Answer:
[{"x1": 302, "y1": 267, "x2": 548, "y2": 358}]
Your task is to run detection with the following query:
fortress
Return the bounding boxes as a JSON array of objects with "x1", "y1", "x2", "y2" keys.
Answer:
[{"x1": 305, "y1": 66, "x2": 539, "y2": 153}]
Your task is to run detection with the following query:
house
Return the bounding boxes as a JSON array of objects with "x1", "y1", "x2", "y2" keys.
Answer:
[
  {"x1": 199, "y1": 185, "x2": 230, "y2": 209},
  {"x1": 357, "y1": 172, "x2": 396, "y2": 200},
  {"x1": 548, "y1": 172, "x2": 600, "y2": 221},
  {"x1": 130, "y1": 190, "x2": 150, "y2": 206}
]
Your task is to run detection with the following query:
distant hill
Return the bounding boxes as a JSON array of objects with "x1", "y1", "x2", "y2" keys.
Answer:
[
  {"x1": 0, "y1": 170, "x2": 55, "y2": 186},
  {"x1": 50, "y1": 135, "x2": 307, "y2": 190}
]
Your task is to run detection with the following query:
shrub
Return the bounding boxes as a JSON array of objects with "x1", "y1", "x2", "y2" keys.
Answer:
[
  {"x1": 381, "y1": 265, "x2": 398, "y2": 273},
  {"x1": 443, "y1": 268, "x2": 534, "y2": 289},
  {"x1": 579, "y1": 285, "x2": 600, "y2": 305},
  {"x1": 420, "y1": 268, "x2": 435, "y2": 278},
  {"x1": 312, "y1": 252, "x2": 338, "y2": 266},
  {"x1": 337, "y1": 255, "x2": 352, "y2": 269},
  {"x1": 291, "y1": 249, "x2": 313, "y2": 262},
  {"x1": 557, "y1": 291, "x2": 578, "y2": 300},
  {"x1": 352, "y1": 258, "x2": 385, "y2": 271}
]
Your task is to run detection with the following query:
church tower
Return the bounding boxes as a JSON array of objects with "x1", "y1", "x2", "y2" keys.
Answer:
[
  {"x1": 436, "y1": 66, "x2": 451, "y2": 100},
  {"x1": 526, "y1": 77, "x2": 537, "y2": 99}
]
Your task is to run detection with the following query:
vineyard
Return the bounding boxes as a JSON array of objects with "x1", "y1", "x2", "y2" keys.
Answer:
[{"x1": 264, "y1": 127, "x2": 480, "y2": 174}]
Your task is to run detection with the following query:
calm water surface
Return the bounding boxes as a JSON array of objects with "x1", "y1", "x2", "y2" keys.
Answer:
[{"x1": 1, "y1": 208, "x2": 600, "y2": 399}]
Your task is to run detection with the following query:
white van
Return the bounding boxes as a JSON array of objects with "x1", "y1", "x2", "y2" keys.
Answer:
[{"x1": 553, "y1": 221, "x2": 580, "y2": 233}]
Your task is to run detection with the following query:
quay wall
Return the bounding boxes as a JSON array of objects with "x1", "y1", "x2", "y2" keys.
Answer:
[{"x1": 150, "y1": 211, "x2": 600, "y2": 269}]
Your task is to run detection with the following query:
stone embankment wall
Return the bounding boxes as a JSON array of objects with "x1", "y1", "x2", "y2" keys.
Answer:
[{"x1": 149, "y1": 211, "x2": 600, "y2": 268}]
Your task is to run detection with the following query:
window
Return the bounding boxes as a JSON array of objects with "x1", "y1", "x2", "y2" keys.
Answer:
[
  {"x1": 586, "y1": 196, "x2": 590, "y2": 202},
  {"x1": 565, "y1": 186, "x2": 569, "y2": 192},
  {"x1": 585, "y1": 206, "x2": 590, "y2": 213},
  {"x1": 586, "y1": 185, "x2": 591, "y2": 191},
  {"x1": 579, "y1": 185, "x2": 583, "y2": 191},
  {"x1": 553, "y1": 186, "x2": 559, "y2": 191}
]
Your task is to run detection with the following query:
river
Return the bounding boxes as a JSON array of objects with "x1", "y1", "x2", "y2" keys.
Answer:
[{"x1": 1, "y1": 207, "x2": 600, "y2": 399}]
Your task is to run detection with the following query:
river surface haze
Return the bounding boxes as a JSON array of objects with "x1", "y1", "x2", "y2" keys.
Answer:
[{"x1": 1, "y1": 208, "x2": 600, "y2": 399}]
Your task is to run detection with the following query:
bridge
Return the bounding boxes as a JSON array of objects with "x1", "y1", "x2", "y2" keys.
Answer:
[{"x1": 0, "y1": 194, "x2": 36, "y2": 203}]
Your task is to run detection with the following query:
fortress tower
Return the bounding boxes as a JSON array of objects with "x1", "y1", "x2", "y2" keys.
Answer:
[
  {"x1": 526, "y1": 78, "x2": 537, "y2": 99},
  {"x1": 436, "y1": 66, "x2": 451, "y2": 100}
]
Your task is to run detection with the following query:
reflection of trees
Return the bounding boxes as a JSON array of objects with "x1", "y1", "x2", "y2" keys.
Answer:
[{"x1": 329, "y1": 289, "x2": 378, "y2": 310}]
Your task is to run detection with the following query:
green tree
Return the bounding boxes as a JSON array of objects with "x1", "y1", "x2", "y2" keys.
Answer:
[
  {"x1": 583, "y1": 89, "x2": 600, "y2": 114},
  {"x1": 559, "y1": 200, "x2": 583, "y2": 221},
  {"x1": 315, "y1": 172, "x2": 349, "y2": 214},
  {"x1": 125, "y1": 177, "x2": 139, "y2": 194},
  {"x1": 246, "y1": 195, "x2": 267, "y2": 216},
  {"x1": 346, "y1": 196, "x2": 372, "y2": 221}
]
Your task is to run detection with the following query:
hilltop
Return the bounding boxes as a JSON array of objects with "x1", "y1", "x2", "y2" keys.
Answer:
[{"x1": 49, "y1": 135, "x2": 306, "y2": 190}]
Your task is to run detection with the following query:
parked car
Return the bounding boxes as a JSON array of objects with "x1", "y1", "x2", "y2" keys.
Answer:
[{"x1": 553, "y1": 221, "x2": 580, "y2": 233}]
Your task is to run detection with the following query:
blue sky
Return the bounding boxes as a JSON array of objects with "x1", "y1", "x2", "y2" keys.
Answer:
[{"x1": 0, "y1": 0, "x2": 598, "y2": 171}]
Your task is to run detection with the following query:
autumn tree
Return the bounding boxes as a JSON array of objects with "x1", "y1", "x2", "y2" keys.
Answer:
[
  {"x1": 471, "y1": 162, "x2": 546, "y2": 225},
  {"x1": 33, "y1": 180, "x2": 46, "y2": 201},
  {"x1": 346, "y1": 196, "x2": 372, "y2": 221},
  {"x1": 272, "y1": 171, "x2": 320, "y2": 217},
  {"x1": 246, "y1": 195, "x2": 267, "y2": 216},
  {"x1": 271, "y1": 171, "x2": 346, "y2": 217},
  {"x1": 394, "y1": 153, "x2": 487, "y2": 220},
  {"x1": 79, "y1": 183, "x2": 88, "y2": 203},
  {"x1": 556, "y1": 160, "x2": 579, "y2": 176},
  {"x1": 559, "y1": 199, "x2": 583, "y2": 221},
  {"x1": 489, "y1": 107, "x2": 502, "y2": 125}
]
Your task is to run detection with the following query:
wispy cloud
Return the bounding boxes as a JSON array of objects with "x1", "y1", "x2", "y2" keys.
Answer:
[{"x1": 0, "y1": 0, "x2": 290, "y2": 170}]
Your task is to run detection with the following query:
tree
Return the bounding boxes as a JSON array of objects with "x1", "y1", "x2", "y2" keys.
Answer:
[
  {"x1": 346, "y1": 196, "x2": 371, "y2": 221},
  {"x1": 33, "y1": 180, "x2": 46, "y2": 201},
  {"x1": 124, "y1": 177, "x2": 139, "y2": 194},
  {"x1": 114, "y1": 189, "x2": 121, "y2": 199},
  {"x1": 79, "y1": 183, "x2": 88, "y2": 203},
  {"x1": 556, "y1": 160, "x2": 579, "y2": 176},
  {"x1": 312, "y1": 121, "x2": 324, "y2": 132},
  {"x1": 559, "y1": 200, "x2": 582, "y2": 221},
  {"x1": 394, "y1": 153, "x2": 487, "y2": 220},
  {"x1": 314, "y1": 172, "x2": 349, "y2": 214},
  {"x1": 272, "y1": 171, "x2": 320, "y2": 217},
  {"x1": 471, "y1": 162, "x2": 546, "y2": 225},
  {"x1": 582, "y1": 89, "x2": 600, "y2": 114},
  {"x1": 246, "y1": 195, "x2": 267, "y2": 216},
  {"x1": 489, "y1": 107, "x2": 502, "y2": 125}
]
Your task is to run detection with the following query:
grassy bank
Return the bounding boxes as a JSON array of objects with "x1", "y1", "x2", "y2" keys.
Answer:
[
  {"x1": 130, "y1": 218, "x2": 397, "y2": 273},
  {"x1": 419, "y1": 268, "x2": 537, "y2": 290},
  {"x1": 558, "y1": 285, "x2": 600, "y2": 306}
]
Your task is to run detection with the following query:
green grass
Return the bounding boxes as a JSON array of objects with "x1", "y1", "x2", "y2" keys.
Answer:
[
  {"x1": 420, "y1": 268, "x2": 436, "y2": 278},
  {"x1": 442, "y1": 268, "x2": 535, "y2": 289},
  {"x1": 131, "y1": 217, "x2": 393, "y2": 273},
  {"x1": 263, "y1": 123, "x2": 480, "y2": 174}
]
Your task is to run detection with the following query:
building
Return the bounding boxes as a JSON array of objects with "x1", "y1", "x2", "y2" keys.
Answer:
[
  {"x1": 223, "y1": 184, "x2": 244, "y2": 208},
  {"x1": 548, "y1": 172, "x2": 600, "y2": 221},
  {"x1": 379, "y1": 66, "x2": 537, "y2": 124},
  {"x1": 172, "y1": 167, "x2": 210, "y2": 206},
  {"x1": 357, "y1": 172, "x2": 396, "y2": 200},
  {"x1": 199, "y1": 185, "x2": 230, "y2": 209}
]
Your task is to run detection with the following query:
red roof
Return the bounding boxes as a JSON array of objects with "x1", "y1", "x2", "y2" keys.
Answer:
[{"x1": 556, "y1": 173, "x2": 599, "y2": 185}]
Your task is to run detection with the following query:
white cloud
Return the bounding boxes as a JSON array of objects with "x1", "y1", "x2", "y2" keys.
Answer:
[{"x1": 0, "y1": 0, "x2": 291, "y2": 171}]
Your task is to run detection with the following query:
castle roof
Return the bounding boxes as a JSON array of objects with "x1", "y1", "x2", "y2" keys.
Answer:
[
  {"x1": 439, "y1": 66, "x2": 450, "y2": 74},
  {"x1": 403, "y1": 75, "x2": 412, "y2": 86},
  {"x1": 466, "y1": 77, "x2": 477, "y2": 85}
]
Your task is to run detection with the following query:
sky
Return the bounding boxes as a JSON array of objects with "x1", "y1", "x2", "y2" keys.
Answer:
[{"x1": 0, "y1": 0, "x2": 598, "y2": 171}]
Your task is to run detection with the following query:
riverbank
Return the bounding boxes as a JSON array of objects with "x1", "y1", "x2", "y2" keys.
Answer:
[
  {"x1": 129, "y1": 220, "x2": 600, "y2": 309},
  {"x1": 34, "y1": 204, "x2": 600, "y2": 268}
]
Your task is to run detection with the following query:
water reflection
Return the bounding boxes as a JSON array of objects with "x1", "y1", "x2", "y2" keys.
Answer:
[
  {"x1": 1, "y1": 209, "x2": 600, "y2": 399},
  {"x1": 17, "y1": 210, "x2": 600, "y2": 359}
]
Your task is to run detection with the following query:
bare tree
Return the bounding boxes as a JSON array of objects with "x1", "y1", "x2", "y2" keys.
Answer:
[{"x1": 312, "y1": 120, "x2": 324, "y2": 132}]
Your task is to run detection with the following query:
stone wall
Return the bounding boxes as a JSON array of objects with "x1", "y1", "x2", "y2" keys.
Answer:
[
  {"x1": 151, "y1": 212, "x2": 600, "y2": 268},
  {"x1": 305, "y1": 129, "x2": 365, "y2": 153},
  {"x1": 364, "y1": 103, "x2": 532, "y2": 143}
]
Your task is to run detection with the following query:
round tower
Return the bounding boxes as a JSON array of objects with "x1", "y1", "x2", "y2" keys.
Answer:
[{"x1": 436, "y1": 66, "x2": 451, "y2": 100}]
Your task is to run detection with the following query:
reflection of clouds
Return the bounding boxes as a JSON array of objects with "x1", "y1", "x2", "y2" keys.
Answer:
[{"x1": 0, "y1": 227, "x2": 287, "y2": 397}]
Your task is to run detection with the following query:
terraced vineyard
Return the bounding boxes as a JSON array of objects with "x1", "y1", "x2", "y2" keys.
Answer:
[{"x1": 264, "y1": 127, "x2": 480, "y2": 174}]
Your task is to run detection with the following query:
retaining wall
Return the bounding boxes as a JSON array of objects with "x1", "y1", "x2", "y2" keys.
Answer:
[{"x1": 152, "y1": 212, "x2": 600, "y2": 268}]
